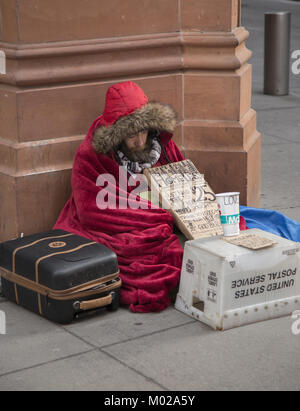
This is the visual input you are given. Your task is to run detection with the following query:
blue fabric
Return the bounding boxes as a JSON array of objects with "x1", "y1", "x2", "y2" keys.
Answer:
[{"x1": 240, "y1": 206, "x2": 300, "y2": 243}]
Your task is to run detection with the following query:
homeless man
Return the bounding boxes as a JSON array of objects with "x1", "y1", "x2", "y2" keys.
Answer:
[
  {"x1": 53, "y1": 80, "x2": 247, "y2": 313},
  {"x1": 53, "y1": 81, "x2": 185, "y2": 313}
]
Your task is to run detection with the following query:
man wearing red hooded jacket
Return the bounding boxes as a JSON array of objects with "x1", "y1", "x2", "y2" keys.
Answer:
[
  {"x1": 53, "y1": 81, "x2": 186, "y2": 313},
  {"x1": 54, "y1": 81, "x2": 246, "y2": 313}
]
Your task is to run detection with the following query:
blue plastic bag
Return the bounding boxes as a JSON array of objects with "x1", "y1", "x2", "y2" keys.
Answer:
[{"x1": 240, "y1": 206, "x2": 300, "y2": 243}]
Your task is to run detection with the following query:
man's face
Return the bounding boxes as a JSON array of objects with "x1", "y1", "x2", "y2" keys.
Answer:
[{"x1": 124, "y1": 131, "x2": 148, "y2": 152}]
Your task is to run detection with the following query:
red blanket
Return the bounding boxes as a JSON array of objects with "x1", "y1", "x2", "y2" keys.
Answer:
[{"x1": 54, "y1": 117, "x2": 185, "y2": 312}]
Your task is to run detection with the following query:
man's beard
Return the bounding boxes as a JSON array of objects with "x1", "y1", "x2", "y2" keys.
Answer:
[{"x1": 119, "y1": 137, "x2": 154, "y2": 163}]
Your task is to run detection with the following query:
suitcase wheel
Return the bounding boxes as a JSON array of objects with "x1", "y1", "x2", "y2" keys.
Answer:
[{"x1": 106, "y1": 288, "x2": 120, "y2": 312}]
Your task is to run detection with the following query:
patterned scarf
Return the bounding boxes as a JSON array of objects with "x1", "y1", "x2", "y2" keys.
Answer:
[{"x1": 116, "y1": 137, "x2": 162, "y2": 174}]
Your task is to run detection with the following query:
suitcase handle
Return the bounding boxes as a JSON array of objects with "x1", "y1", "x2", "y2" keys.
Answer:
[{"x1": 76, "y1": 292, "x2": 114, "y2": 311}]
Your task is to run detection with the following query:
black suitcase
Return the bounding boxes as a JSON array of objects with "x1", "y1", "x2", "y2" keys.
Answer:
[{"x1": 0, "y1": 229, "x2": 121, "y2": 324}]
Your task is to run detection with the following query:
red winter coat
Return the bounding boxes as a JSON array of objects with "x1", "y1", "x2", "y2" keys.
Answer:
[{"x1": 53, "y1": 81, "x2": 185, "y2": 313}]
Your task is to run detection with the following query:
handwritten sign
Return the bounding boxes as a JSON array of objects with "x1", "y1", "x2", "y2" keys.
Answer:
[{"x1": 144, "y1": 160, "x2": 223, "y2": 240}]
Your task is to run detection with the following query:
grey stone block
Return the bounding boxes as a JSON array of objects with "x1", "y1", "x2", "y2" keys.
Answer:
[
  {"x1": 0, "y1": 350, "x2": 164, "y2": 391},
  {"x1": 104, "y1": 317, "x2": 300, "y2": 391},
  {"x1": 63, "y1": 306, "x2": 195, "y2": 348},
  {"x1": 0, "y1": 302, "x2": 92, "y2": 376}
]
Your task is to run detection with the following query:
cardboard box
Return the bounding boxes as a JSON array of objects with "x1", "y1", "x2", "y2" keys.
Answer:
[{"x1": 175, "y1": 229, "x2": 300, "y2": 330}]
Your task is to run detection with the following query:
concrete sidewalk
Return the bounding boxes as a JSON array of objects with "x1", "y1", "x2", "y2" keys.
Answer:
[{"x1": 0, "y1": 0, "x2": 300, "y2": 391}]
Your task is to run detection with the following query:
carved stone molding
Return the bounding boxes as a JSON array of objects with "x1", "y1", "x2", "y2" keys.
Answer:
[
  {"x1": 0, "y1": 27, "x2": 251, "y2": 86},
  {"x1": 0, "y1": 136, "x2": 83, "y2": 177}
]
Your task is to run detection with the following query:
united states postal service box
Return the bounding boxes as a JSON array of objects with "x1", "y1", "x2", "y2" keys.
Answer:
[{"x1": 175, "y1": 229, "x2": 300, "y2": 330}]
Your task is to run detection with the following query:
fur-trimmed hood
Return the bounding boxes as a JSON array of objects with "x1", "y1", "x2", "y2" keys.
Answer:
[{"x1": 92, "y1": 81, "x2": 177, "y2": 155}]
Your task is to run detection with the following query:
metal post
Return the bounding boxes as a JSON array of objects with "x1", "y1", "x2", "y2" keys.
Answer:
[{"x1": 264, "y1": 12, "x2": 291, "y2": 96}]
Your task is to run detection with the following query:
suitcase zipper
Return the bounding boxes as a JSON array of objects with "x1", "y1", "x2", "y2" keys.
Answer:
[{"x1": 0, "y1": 266, "x2": 121, "y2": 301}]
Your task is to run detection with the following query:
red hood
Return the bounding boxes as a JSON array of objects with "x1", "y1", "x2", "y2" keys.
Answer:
[
  {"x1": 101, "y1": 81, "x2": 149, "y2": 126},
  {"x1": 91, "y1": 81, "x2": 177, "y2": 154}
]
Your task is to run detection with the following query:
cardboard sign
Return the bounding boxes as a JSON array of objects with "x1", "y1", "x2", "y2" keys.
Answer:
[
  {"x1": 143, "y1": 160, "x2": 223, "y2": 240},
  {"x1": 223, "y1": 233, "x2": 277, "y2": 250}
]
